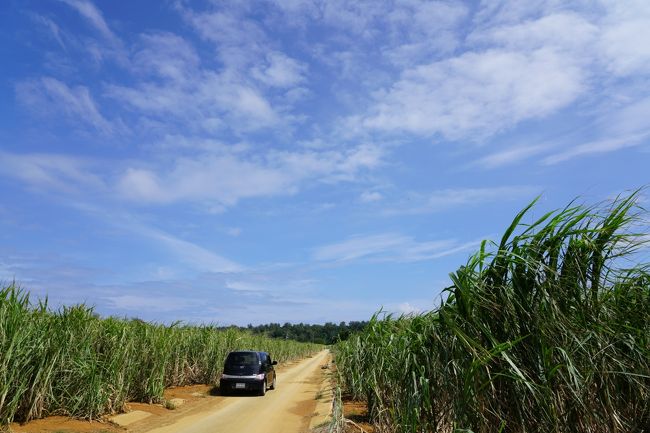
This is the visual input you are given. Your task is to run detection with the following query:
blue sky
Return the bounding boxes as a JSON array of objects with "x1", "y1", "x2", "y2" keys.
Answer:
[{"x1": 1, "y1": 0, "x2": 649, "y2": 325}]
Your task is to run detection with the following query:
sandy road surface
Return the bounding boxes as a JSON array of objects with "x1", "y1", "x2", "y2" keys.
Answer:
[{"x1": 135, "y1": 350, "x2": 330, "y2": 433}]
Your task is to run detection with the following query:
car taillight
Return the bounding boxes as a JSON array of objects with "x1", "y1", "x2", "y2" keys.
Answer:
[{"x1": 255, "y1": 373, "x2": 264, "y2": 380}]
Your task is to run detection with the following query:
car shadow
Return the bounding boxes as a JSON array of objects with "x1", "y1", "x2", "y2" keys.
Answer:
[{"x1": 211, "y1": 386, "x2": 265, "y2": 398}]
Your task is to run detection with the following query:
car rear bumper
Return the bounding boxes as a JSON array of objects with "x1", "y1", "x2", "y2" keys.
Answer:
[{"x1": 220, "y1": 377, "x2": 264, "y2": 393}]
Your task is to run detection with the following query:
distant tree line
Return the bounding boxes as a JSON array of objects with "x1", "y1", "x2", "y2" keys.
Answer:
[{"x1": 244, "y1": 321, "x2": 369, "y2": 345}]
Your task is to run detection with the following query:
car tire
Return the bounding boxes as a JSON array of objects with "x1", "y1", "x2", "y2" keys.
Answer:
[
  {"x1": 270, "y1": 375, "x2": 276, "y2": 390},
  {"x1": 259, "y1": 380, "x2": 266, "y2": 396}
]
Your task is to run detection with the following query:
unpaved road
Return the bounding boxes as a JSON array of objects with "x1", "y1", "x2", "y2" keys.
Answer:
[{"x1": 134, "y1": 350, "x2": 330, "y2": 433}]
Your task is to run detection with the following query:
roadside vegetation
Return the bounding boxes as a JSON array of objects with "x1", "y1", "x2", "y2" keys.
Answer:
[
  {"x1": 244, "y1": 321, "x2": 368, "y2": 344},
  {"x1": 334, "y1": 193, "x2": 650, "y2": 433},
  {"x1": 0, "y1": 287, "x2": 321, "y2": 426}
]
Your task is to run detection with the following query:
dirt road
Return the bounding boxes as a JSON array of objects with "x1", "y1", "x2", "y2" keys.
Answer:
[{"x1": 134, "y1": 350, "x2": 330, "y2": 433}]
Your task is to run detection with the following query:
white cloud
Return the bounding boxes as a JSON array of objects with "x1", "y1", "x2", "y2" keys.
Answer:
[
  {"x1": 599, "y1": 1, "x2": 650, "y2": 76},
  {"x1": 473, "y1": 0, "x2": 573, "y2": 26},
  {"x1": 310, "y1": 0, "x2": 467, "y2": 47},
  {"x1": 381, "y1": 1, "x2": 468, "y2": 64},
  {"x1": 225, "y1": 280, "x2": 267, "y2": 292},
  {"x1": 361, "y1": 48, "x2": 584, "y2": 140},
  {"x1": 234, "y1": 86, "x2": 278, "y2": 123},
  {"x1": 340, "y1": 1, "x2": 650, "y2": 149},
  {"x1": 0, "y1": 139, "x2": 382, "y2": 212},
  {"x1": 470, "y1": 1, "x2": 650, "y2": 80},
  {"x1": 313, "y1": 233, "x2": 478, "y2": 264},
  {"x1": 181, "y1": 8, "x2": 266, "y2": 67},
  {"x1": 116, "y1": 168, "x2": 169, "y2": 203},
  {"x1": 132, "y1": 32, "x2": 200, "y2": 82},
  {"x1": 270, "y1": 143, "x2": 383, "y2": 183},
  {"x1": 396, "y1": 302, "x2": 421, "y2": 315},
  {"x1": 16, "y1": 77, "x2": 114, "y2": 133},
  {"x1": 105, "y1": 68, "x2": 281, "y2": 133},
  {"x1": 116, "y1": 154, "x2": 292, "y2": 205},
  {"x1": 226, "y1": 227, "x2": 242, "y2": 237},
  {"x1": 469, "y1": 13, "x2": 598, "y2": 53},
  {"x1": 252, "y1": 52, "x2": 307, "y2": 88},
  {"x1": 49, "y1": 4, "x2": 288, "y2": 135},
  {"x1": 360, "y1": 191, "x2": 383, "y2": 203},
  {"x1": 116, "y1": 144, "x2": 383, "y2": 207},
  {"x1": 268, "y1": 0, "x2": 469, "y2": 87}
]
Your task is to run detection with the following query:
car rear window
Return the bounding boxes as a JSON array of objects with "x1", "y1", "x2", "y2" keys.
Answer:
[{"x1": 225, "y1": 352, "x2": 259, "y2": 366}]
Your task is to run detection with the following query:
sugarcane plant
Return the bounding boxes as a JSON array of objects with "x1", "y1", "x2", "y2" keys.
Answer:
[
  {"x1": 335, "y1": 192, "x2": 650, "y2": 433},
  {"x1": 0, "y1": 286, "x2": 322, "y2": 426}
]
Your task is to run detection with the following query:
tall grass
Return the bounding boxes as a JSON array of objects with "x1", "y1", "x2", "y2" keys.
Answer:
[
  {"x1": 335, "y1": 193, "x2": 650, "y2": 432},
  {"x1": 0, "y1": 287, "x2": 321, "y2": 425}
]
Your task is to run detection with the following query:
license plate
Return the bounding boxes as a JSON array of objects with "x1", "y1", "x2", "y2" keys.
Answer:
[{"x1": 235, "y1": 383, "x2": 245, "y2": 389}]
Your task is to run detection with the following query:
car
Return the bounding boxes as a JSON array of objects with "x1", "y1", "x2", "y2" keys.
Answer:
[{"x1": 219, "y1": 350, "x2": 277, "y2": 396}]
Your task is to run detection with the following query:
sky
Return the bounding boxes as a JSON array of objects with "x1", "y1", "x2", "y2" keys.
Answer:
[{"x1": 1, "y1": 0, "x2": 649, "y2": 325}]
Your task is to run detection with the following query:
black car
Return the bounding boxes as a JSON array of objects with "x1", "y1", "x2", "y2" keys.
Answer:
[{"x1": 219, "y1": 351, "x2": 277, "y2": 396}]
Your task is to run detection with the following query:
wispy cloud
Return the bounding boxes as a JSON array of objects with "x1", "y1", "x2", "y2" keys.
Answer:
[
  {"x1": 104, "y1": 294, "x2": 197, "y2": 312},
  {"x1": 23, "y1": 3, "x2": 305, "y2": 137},
  {"x1": 109, "y1": 2, "x2": 308, "y2": 135},
  {"x1": 360, "y1": 191, "x2": 383, "y2": 203},
  {"x1": 383, "y1": 186, "x2": 539, "y2": 216},
  {"x1": 543, "y1": 133, "x2": 650, "y2": 165},
  {"x1": 104, "y1": 56, "x2": 282, "y2": 134},
  {"x1": 313, "y1": 233, "x2": 479, "y2": 264},
  {"x1": 0, "y1": 152, "x2": 105, "y2": 194},
  {"x1": 57, "y1": 0, "x2": 119, "y2": 45},
  {"x1": 136, "y1": 224, "x2": 243, "y2": 273},
  {"x1": 0, "y1": 139, "x2": 382, "y2": 212},
  {"x1": 225, "y1": 280, "x2": 267, "y2": 293},
  {"x1": 0, "y1": 150, "x2": 245, "y2": 274},
  {"x1": 470, "y1": 144, "x2": 548, "y2": 169},
  {"x1": 539, "y1": 94, "x2": 650, "y2": 164},
  {"x1": 270, "y1": 0, "x2": 467, "y2": 65},
  {"x1": 471, "y1": 95, "x2": 650, "y2": 169},
  {"x1": 468, "y1": 12, "x2": 598, "y2": 53},
  {"x1": 116, "y1": 144, "x2": 383, "y2": 207},
  {"x1": 131, "y1": 32, "x2": 200, "y2": 82},
  {"x1": 15, "y1": 77, "x2": 115, "y2": 133},
  {"x1": 32, "y1": 14, "x2": 67, "y2": 49},
  {"x1": 72, "y1": 203, "x2": 244, "y2": 274},
  {"x1": 337, "y1": 1, "x2": 650, "y2": 148},
  {"x1": 179, "y1": 6, "x2": 267, "y2": 69},
  {"x1": 225, "y1": 227, "x2": 242, "y2": 237}
]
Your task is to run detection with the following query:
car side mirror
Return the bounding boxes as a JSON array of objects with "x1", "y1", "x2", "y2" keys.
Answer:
[{"x1": 272, "y1": 360, "x2": 278, "y2": 365}]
